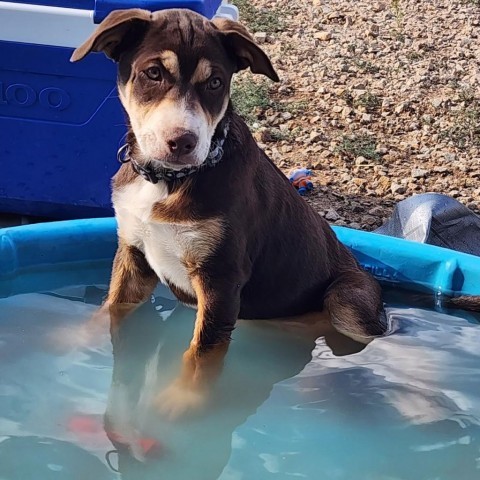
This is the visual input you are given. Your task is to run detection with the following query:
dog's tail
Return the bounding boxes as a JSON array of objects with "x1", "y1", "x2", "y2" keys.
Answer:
[
  {"x1": 447, "y1": 295, "x2": 480, "y2": 312},
  {"x1": 403, "y1": 292, "x2": 480, "y2": 314}
]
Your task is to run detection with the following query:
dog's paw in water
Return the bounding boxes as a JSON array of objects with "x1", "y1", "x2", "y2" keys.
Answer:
[{"x1": 154, "y1": 381, "x2": 208, "y2": 421}]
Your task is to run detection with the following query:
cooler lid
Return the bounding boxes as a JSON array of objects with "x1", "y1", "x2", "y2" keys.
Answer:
[
  {"x1": 94, "y1": 0, "x2": 220, "y2": 22},
  {"x1": 4, "y1": 0, "x2": 221, "y2": 22},
  {"x1": 0, "y1": 0, "x2": 228, "y2": 47},
  {"x1": 8, "y1": 0, "x2": 93, "y2": 9}
]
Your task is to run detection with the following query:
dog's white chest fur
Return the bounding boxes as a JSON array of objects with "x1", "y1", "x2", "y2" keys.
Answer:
[{"x1": 113, "y1": 178, "x2": 222, "y2": 298}]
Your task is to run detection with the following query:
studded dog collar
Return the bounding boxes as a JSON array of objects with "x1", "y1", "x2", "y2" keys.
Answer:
[{"x1": 117, "y1": 120, "x2": 231, "y2": 184}]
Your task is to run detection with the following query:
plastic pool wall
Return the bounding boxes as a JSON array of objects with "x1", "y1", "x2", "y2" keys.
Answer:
[{"x1": 0, "y1": 218, "x2": 480, "y2": 299}]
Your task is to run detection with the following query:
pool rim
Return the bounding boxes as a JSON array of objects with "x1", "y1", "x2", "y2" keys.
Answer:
[{"x1": 0, "y1": 218, "x2": 479, "y2": 298}]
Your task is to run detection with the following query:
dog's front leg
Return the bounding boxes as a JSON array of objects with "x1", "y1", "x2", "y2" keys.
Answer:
[
  {"x1": 105, "y1": 239, "x2": 159, "y2": 330},
  {"x1": 157, "y1": 275, "x2": 240, "y2": 419}
]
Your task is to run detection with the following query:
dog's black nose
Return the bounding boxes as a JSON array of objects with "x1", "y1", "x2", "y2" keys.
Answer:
[{"x1": 167, "y1": 132, "x2": 198, "y2": 156}]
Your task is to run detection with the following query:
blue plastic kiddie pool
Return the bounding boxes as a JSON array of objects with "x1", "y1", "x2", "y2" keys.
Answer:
[
  {"x1": 0, "y1": 220, "x2": 479, "y2": 479},
  {"x1": 1, "y1": 219, "x2": 479, "y2": 298}
]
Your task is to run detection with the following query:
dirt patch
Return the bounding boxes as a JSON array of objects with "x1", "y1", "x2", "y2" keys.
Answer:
[{"x1": 232, "y1": 0, "x2": 480, "y2": 230}]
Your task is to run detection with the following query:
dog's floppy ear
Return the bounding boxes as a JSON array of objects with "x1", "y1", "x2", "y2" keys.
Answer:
[
  {"x1": 213, "y1": 18, "x2": 279, "y2": 82},
  {"x1": 71, "y1": 9, "x2": 151, "y2": 62}
]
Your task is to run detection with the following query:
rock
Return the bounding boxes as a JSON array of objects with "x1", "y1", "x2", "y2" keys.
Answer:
[
  {"x1": 368, "y1": 206, "x2": 384, "y2": 216},
  {"x1": 375, "y1": 144, "x2": 388, "y2": 155},
  {"x1": 314, "y1": 31, "x2": 332, "y2": 41},
  {"x1": 364, "y1": 215, "x2": 377, "y2": 226},
  {"x1": 395, "y1": 102, "x2": 408, "y2": 114},
  {"x1": 411, "y1": 168, "x2": 428, "y2": 179},
  {"x1": 352, "y1": 82, "x2": 367, "y2": 90},
  {"x1": 361, "y1": 113, "x2": 373, "y2": 123},
  {"x1": 253, "y1": 32, "x2": 267, "y2": 44},
  {"x1": 431, "y1": 97, "x2": 443, "y2": 108},
  {"x1": 433, "y1": 166, "x2": 451, "y2": 174},
  {"x1": 391, "y1": 183, "x2": 406, "y2": 195},
  {"x1": 309, "y1": 131, "x2": 323, "y2": 142},
  {"x1": 311, "y1": 159, "x2": 323, "y2": 170},
  {"x1": 376, "y1": 176, "x2": 391, "y2": 195},
  {"x1": 368, "y1": 24, "x2": 380, "y2": 38},
  {"x1": 253, "y1": 128, "x2": 270, "y2": 143},
  {"x1": 351, "y1": 91, "x2": 367, "y2": 100},
  {"x1": 382, "y1": 98, "x2": 393, "y2": 110},
  {"x1": 372, "y1": 2, "x2": 387, "y2": 12},
  {"x1": 374, "y1": 165, "x2": 388, "y2": 175},
  {"x1": 340, "y1": 172, "x2": 352, "y2": 183},
  {"x1": 353, "y1": 177, "x2": 367, "y2": 187},
  {"x1": 325, "y1": 209, "x2": 341, "y2": 221},
  {"x1": 327, "y1": 11, "x2": 342, "y2": 20},
  {"x1": 355, "y1": 156, "x2": 369, "y2": 165},
  {"x1": 351, "y1": 204, "x2": 364, "y2": 213}
]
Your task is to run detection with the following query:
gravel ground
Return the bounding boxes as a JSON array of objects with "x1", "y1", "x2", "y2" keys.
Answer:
[{"x1": 233, "y1": 0, "x2": 480, "y2": 230}]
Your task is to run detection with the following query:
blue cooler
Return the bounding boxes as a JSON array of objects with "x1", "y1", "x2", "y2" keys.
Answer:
[{"x1": 0, "y1": 0, "x2": 238, "y2": 219}]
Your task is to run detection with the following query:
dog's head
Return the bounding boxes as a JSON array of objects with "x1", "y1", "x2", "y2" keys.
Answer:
[{"x1": 72, "y1": 9, "x2": 278, "y2": 169}]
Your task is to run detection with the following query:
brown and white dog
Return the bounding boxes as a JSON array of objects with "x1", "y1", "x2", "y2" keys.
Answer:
[{"x1": 72, "y1": 8, "x2": 388, "y2": 417}]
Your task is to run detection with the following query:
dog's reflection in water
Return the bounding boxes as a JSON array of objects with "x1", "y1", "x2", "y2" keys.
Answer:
[{"x1": 103, "y1": 297, "x2": 365, "y2": 479}]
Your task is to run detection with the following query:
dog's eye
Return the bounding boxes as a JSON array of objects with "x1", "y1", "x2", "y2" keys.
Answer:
[
  {"x1": 145, "y1": 66, "x2": 162, "y2": 81},
  {"x1": 207, "y1": 77, "x2": 223, "y2": 90}
]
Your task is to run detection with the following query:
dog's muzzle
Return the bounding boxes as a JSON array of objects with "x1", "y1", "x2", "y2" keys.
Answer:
[{"x1": 118, "y1": 120, "x2": 231, "y2": 184}]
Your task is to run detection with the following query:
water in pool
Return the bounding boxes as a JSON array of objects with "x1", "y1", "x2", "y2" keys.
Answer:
[{"x1": 0, "y1": 284, "x2": 479, "y2": 480}]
